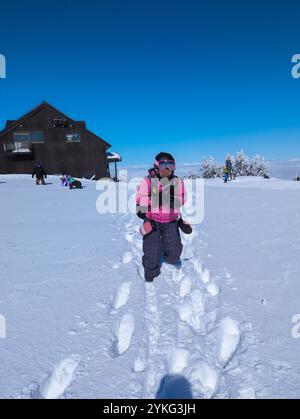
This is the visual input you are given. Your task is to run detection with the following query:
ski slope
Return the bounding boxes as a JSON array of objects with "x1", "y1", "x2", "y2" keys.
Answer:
[{"x1": 0, "y1": 170, "x2": 300, "y2": 399}]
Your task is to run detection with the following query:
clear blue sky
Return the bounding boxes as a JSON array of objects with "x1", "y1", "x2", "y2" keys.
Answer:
[{"x1": 0, "y1": 0, "x2": 300, "y2": 165}]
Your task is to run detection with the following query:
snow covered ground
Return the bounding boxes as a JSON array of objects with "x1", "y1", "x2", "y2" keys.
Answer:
[{"x1": 0, "y1": 169, "x2": 300, "y2": 399}]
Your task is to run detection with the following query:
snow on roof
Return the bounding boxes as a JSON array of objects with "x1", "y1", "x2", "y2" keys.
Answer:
[
  {"x1": 107, "y1": 151, "x2": 122, "y2": 162},
  {"x1": 12, "y1": 148, "x2": 32, "y2": 153}
]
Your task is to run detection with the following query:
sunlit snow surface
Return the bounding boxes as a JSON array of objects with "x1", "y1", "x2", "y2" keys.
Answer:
[{"x1": 1, "y1": 163, "x2": 300, "y2": 399}]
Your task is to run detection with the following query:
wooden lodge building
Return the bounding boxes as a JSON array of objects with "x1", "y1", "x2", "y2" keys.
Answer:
[{"x1": 0, "y1": 102, "x2": 113, "y2": 180}]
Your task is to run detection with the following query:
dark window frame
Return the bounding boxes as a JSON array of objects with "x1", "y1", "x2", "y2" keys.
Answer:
[
  {"x1": 29, "y1": 131, "x2": 45, "y2": 143},
  {"x1": 53, "y1": 119, "x2": 69, "y2": 128},
  {"x1": 13, "y1": 132, "x2": 30, "y2": 142},
  {"x1": 13, "y1": 131, "x2": 45, "y2": 143}
]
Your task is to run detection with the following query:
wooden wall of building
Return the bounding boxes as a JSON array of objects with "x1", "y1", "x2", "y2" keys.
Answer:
[{"x1": 0, "y1": 105, "x2": 110, "y2": 180}]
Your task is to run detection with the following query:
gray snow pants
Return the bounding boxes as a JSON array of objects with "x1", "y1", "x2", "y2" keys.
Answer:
[{"x1": 142, "y1": 221, "x2": 183, "y2": 281}]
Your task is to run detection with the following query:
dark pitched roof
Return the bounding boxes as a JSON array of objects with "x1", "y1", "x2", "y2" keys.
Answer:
[
  {"x1": 5, "y1": 120, "x2": 16, "y2": 128},
  {"x1": 0, "y1": 101, "x2": 111, "y2": 148}
]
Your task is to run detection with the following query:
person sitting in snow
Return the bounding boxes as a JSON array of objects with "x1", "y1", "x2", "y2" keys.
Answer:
[
  {"x1": 67, "y1": 175, "x2": 83, "y2": 189},
  {"x1": 32, "y1": 162, "x2": 47, "y2": 185},
  {"x1": 136, "y1": 152, "x2": 192, "y2": 283}
]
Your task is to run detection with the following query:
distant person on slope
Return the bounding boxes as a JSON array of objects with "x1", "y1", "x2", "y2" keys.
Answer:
[
  {"x1": 223, "y1": 166, "x2": 229, "y2": 183},
  {"x1": 225, "y1": 155, "x2": 234, "y2": 181},
  {"x1": 136, "y1": 152, "x2": 192, "y2": 283},
  {"x1": 32, "y1": 162, "x2": 47, "y2": 185}
]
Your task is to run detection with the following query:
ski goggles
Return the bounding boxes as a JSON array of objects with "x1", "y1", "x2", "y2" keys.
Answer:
[{"x1": 155, "y1": 159, "x2": 176, "y2": 171}]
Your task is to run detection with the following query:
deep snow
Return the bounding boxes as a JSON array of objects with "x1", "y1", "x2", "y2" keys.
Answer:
[{"x1": 0, "y1": 169, "x2": 300, "y2": 399}]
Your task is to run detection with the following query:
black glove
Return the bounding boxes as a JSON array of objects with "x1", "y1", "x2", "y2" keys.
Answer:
[
  {"x1": 177, "y1": 218, "x2": 192, "y2": 235},
  {"x1": 136, "y1": 205, "x2": 147, "y2": 220}
]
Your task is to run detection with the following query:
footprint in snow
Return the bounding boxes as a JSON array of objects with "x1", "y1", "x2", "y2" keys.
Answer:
[
  {"x1": 115, "y1": 313, "x2": 135, "y2": 356},
  {"x1": 188, "y1": 361, "x2": 219, "y2": 399},
  {"x1": 112, "y1": 282, "x2": 131, "y2": 311},
  {"x1": 168, "y1": 347, "x2": 189, "y2": 374},
  {"x1": 177, "y1": 289, "x2": 206, "y2": 332},
  {"x1": 38, "y1": 355, "x2": 81, "y2": 399},
  {"x1": 196, "y1": 266, "x2": 219, "y2": 296},
  {"x1": 215, "y1": 316, "x2": 241, "y2": 368}
]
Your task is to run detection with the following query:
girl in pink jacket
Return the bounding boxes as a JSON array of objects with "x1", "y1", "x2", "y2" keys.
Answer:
[{"x1": 136, "y1": 152, "x2": 192, "y2": 282}]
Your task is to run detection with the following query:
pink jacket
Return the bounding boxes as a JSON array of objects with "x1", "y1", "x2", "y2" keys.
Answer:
[{"x1": 136, "y1": 175, "x2": 186, "y2": 223}]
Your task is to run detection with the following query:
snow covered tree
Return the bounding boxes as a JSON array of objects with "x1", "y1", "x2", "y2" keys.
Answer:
[
  {"x1": 187, "y1": 170, "x2": 201, "y2": 179},
  {"x1": 234, "y1": 150, "x2": 249, "y2": 176},
  {"x1": 250, "y1": 154, "x2": 268, "y2": 177},
  {"x1": 200, "y1": 156, "x2": 222, "y2": 178}
]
